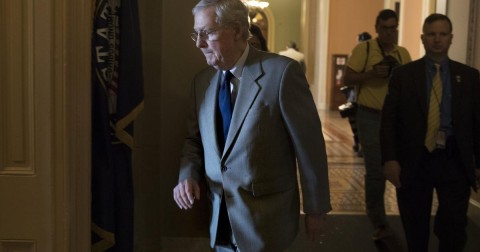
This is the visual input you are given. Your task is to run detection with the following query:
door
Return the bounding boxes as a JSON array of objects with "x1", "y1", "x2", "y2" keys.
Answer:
[{"x1": 0, "y1": 0, "x2": 91, "y2": 251}]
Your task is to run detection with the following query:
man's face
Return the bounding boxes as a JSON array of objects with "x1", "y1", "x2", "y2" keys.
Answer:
[
  {"x1": 193, "y1": 7, "x2": 239, "y2": 70},
  {"x1": 375, "y1": 17, "x2": 398, "y2": 45},
  {"x1": 421, "y1": 19, "x2": 453, "y2": 58}
]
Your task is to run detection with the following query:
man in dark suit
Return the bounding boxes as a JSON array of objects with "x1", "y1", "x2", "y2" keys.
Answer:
[
  {"x1": 381, "y1": 13, "x2": 480, "y2": 252},
  {"x1": 172, "y1": 0, "x2": 331, "y2": 251}
]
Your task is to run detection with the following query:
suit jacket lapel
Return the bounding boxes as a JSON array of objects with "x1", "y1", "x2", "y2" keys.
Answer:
[
  {"x1": 412, "y1": 60, "x2": 428, "y2": 116},
  {"x1": 449, "y1": 60, "x2": 462, "y2": 125},
  {"x1": 222, "y1": 50, "x2": 262, "y2": 156},
  {"x1": 205, "y1": 71, "x2": 222, "y2": 157}
]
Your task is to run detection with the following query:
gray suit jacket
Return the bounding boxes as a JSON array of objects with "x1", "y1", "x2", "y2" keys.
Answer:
[{"x1": 179, "y1": 47, "x2": 331, "y2": 251}]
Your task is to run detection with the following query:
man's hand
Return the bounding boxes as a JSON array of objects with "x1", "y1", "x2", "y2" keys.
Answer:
[
  {"x1": 305, "y1": 213, "x2": 327, "y2": 242},
  {"x1": 373, "y1": 64, "x2": 390, "y2": 78},
  {"x1": 384, "y1": 160, "x2": 402, "y2": 188},
  {"x1": 173, "y1": 178, "x2": 200, "y2": 209}
]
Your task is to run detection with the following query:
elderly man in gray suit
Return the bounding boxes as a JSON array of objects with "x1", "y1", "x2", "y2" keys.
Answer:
[{"x1": 173, "y1": 0, "x2": 331, "y2": 251}]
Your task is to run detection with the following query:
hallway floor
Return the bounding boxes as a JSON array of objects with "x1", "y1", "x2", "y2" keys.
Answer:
[
  {"x1": 159, "y1": 109, "x2": 480, "y2": 252},
  {"x1": 319, "y1": 109, "x2": 403, "y2": 215}
]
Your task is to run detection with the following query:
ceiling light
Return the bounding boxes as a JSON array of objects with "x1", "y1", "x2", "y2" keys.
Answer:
[{"x1": 244, "y1": 0, "x2": 269, "y2": 9}]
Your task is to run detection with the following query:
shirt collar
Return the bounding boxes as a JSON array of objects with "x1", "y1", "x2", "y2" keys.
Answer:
[
  {"x1": 424, "y1": 56, "x2": 449, "y2": 72},
  {"x1": 223, "y1": 44, "x2": 250, "y2": 80},
  {"x1": 374, "y1": 38, "x2": 399, "y2": 54}
]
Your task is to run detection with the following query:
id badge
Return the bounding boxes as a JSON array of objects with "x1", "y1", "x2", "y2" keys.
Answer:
[{"x1": 435, "y1": 130, "x2": 446, "y2": 149}]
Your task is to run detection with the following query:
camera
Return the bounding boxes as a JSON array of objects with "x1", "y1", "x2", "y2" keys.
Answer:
[{"x1": 374, "y1": 55, "x2": 400, "y2": 76}]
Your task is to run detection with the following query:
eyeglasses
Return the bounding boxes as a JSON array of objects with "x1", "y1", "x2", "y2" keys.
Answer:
[
  {"x1": 378, "y1": 25, "x2": 398, "y2": 32},
  {"x1": 190, "y1": 26, "x2": 224, "y2": 42}
]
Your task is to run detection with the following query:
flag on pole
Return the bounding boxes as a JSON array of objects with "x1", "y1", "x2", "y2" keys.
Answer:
[{"x1": 91, "y1": 0, "x2": 144, "y2": 250}]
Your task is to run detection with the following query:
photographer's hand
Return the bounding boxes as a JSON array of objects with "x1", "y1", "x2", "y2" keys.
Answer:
[{"x1": 373, "y1": 64, "x2": 390, "y2": 78}]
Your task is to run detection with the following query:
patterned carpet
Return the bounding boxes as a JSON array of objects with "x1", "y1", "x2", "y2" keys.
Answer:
[
  {"x1": 320, "y1": 110, "x2": 440, "y2": 216},
  {"x1": 328, "y1": 164, "x2": 400, "y2": 215}
]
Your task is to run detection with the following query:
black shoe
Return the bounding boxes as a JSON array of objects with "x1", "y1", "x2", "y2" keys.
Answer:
[
  {"x1": 353, "y1": 143, "x2": 359, "y2": 152},
  {"x1": 357, "y1": 148, "x2": 363, "y2": 157},
  {"x1": 372, "y1": 226, "x2": 394, "y2": 241}
]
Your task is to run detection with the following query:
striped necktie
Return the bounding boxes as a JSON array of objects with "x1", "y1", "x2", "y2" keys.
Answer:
[{"x1": 425, "y1": 64, "x2": 442, "y2": 152}]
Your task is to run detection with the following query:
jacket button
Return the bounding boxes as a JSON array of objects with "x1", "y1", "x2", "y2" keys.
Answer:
[{"x1": 221, "y1": 165, "x2": 228, "y2": 172}]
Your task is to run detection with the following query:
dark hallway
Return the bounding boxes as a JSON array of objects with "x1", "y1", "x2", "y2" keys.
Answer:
[{"x1": 158, "y1": 110, "x2": 480, "y2": 251}]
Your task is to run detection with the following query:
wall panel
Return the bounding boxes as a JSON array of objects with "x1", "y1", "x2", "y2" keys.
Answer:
[
  {"x1": 0, "y1": 0, "x2": 54, "y2": 251},
  {"x1": 0, "y1": 0, "x2": 34, "y2": 175},
  {"x1": 0, "y1": 240, "x2": 35, "y2": 252}
]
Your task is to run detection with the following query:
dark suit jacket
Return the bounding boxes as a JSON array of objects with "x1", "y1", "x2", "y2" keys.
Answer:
[
  {"x1": 381, "y1": 57, "x2": 480, "y2": 188},
  {"x1": 179, "y1": 47, "x2": 331, "y2": 251}
]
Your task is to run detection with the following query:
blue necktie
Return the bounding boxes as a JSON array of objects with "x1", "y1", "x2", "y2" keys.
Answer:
[{"x1": 219, "y1": 71, "x2": 234, "y2": 145}]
